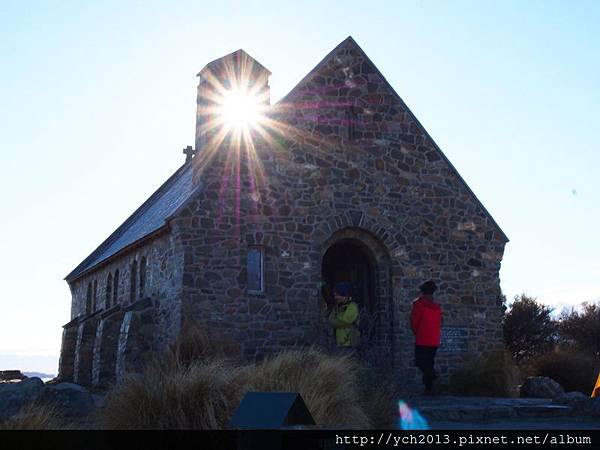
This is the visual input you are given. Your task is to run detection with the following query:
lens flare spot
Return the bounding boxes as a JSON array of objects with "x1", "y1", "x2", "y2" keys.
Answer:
[{"x1": 398, "y1": 400, "x2": 429, "y2": 430}]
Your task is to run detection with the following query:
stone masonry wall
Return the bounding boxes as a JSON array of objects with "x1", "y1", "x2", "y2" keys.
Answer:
[
  {"x1": 177, "y1": 38, "x2": 507, "y2": 390},
  {"x1": 61, "y1": 231, "x2": 184, "y2": 383}
]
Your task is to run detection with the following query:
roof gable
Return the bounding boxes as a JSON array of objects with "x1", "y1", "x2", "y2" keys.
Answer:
[{"x1": 277, "y1": 36, "x2": 508, "y2": 242}]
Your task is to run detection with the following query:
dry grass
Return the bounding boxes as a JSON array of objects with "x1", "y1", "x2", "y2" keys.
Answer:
[
  {"x1": 349, "y1": 361, "x2": 401, "y2": 429},
  {"x1": 100, "y1": 359, "x2": 244, "y2": 429},
  {"x1": 449, "y1": 351, "x2": 521, "y2": 397},
  {"x1": 526, "y1": 347, "x2": 599, "y2": 395},
  {"x1": 100, "y1": 341, "x2": 372, "y2": 429},
  {"x1": 0, "y1": 403, "x2": 65, "y2": 430},
  {"x1": 243, "y1": 348, "x2": 371, "y2": 428},
  {"x1": 361, "y1": 388, "x2": 396, "y2": 429},
  {"x1": 165, "y1": 321, "x2": 241, "y2": 370}
]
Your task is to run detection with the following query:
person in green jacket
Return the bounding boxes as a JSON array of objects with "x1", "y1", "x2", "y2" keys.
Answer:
[{"x1": 328, "y1": 282, "x2": 360, "y2": 347}]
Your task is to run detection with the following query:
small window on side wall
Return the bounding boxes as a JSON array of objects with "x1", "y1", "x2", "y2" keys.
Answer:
[
  {"x1": 113, "y1": 270, "x2": 120, "y2": 305},
  {"x1": 130, "y1": 260, "x2": 138, "y2": 303},
  {"x1": 85, "y1": 282, "x2": 92, "y2": 315},
  {"x1": 92, "y1": 280, "x2": 98, "y2": 312},
  {"x1": 247, "y1": 247, "x2": 264, "y2": 293},
  {"x1": 106, "y1": 273, "x2": 113, "y2": 308},
  {"x1": 139, "y1": 256, "x2": 147, "y2": 298}
]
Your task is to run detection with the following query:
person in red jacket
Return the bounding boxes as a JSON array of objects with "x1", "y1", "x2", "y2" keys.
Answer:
[{"x1": 411, "y1": 280, "x2": 443, "y2": 395}]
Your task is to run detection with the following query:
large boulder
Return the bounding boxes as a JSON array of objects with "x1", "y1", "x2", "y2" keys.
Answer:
[
  {"x1": 520, "y1": 377, "x2": 564, "y2": 398},
  {"x1": 40, "y1": 383, "x2": 95, "y2": 418},
  {"x1": 0, "y1": 377, "x2": 45, "y2": 420}
]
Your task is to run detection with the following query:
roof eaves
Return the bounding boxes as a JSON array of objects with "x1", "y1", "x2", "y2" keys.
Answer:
[
  {"x1": 64, "y1": 225, "x2": 170, "y2": 283},
  {"x1": 165, "y1": 180, "x2": 204, "y2": 222}
]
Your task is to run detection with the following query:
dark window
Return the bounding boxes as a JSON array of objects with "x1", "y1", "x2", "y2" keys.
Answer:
[
  {"x1": 130, "y1": 260, "x2": 138, "y2": 303},
  {"x1": 92, "y1": 280, "x2": 98, "y2": 312},
  {"x1": 139, "y1": 256, "x2": 147, "y2": 298},
  {"x1": 106, "y1": 273, "x2": 113, "y2": 308},
  {"x1": 247, "y1": 248, "x2": 264, "y2": 293},
  {"x1": 85, "y1": 282, "x2": 92, "y2": 315},
  {"x1": 113, "y1": 270, "x2": 120, "y2": 305}
]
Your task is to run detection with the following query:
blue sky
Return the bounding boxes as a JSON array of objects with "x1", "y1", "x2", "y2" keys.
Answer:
[{"x1": 1, "y1": 0, "x2": 599, "y2": 374}]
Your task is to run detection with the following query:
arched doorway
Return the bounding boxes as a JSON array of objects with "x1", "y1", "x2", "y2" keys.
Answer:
[
  {"x1": 320, "y1": 227, "x2": 394, "y2": 366},
  {"x1": 321, "y1": 238, "x2": 380, "y2": 353}
]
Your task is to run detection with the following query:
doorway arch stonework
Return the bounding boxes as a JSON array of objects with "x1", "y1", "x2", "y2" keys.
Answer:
[{"x1": 319, "y1": 226, "x2": 397, "y2": 369}]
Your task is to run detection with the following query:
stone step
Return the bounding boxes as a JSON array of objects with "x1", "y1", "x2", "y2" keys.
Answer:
[
  {"x1": 514, "y1": 405, "x2": 573, "y2": 417},
  {"x1": 408, "y1": 396, "x2": 578, "y2": 423},
  {"x1": 418, "y1": 405, "x2": 514, "y2": 422}
]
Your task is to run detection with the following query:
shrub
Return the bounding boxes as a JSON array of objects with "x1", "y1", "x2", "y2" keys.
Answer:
[
  {"x1": 558, "y1": 302, "x2": 600, "y2": 356},
  {"x1": 527, "y1": 347, "x2": 599, "y2": 395},
  {"x1": 100, "y1": 359, "x2": 244, "y2": 429},
  {"x1": 449, "y1": 351, "x2": 521, "y2": 397},
  {"x1": 243, "y1": 348, "x2": 371, "y2": 428},
  {"x1": 503, "y1": 294, "x2": 557, "y2": 361},
  {"x1": 0, "y1": 403, "x2": 65, "y2": 430}
]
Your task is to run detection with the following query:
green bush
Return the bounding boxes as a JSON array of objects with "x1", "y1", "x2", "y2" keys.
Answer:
[
  {"x1": 527, "y1": 347, "x2": 599, "y2": 395},
  {"x1": 449, "y1": 351, "x2": 521, "y2": 397},
  {"x1": 558, "y1": 302, "x2": 600, "y2": 356},
  {"x1": 503, "y1": 295, "x2": 557, "y2": 361}
]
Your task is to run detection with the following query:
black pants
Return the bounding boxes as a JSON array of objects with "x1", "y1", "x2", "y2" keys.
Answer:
[{"x1": 414, "y1": 345, "x2": 438, "y2": 391}]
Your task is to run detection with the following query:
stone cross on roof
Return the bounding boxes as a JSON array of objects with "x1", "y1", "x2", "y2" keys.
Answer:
[{"x1": 183, "y1": 145, "x2": 196, "y2": 163}]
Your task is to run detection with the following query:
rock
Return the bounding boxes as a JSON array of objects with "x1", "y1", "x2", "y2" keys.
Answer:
[
  {"x1": 0, "y1": 377, "x2": 45, "y2": 420},
  {"x1": 0, "y1": 370, "x2": 28, "y2": 382},
  {"x1": 40, "y1": 383, "x2": 95, "y2": 418},
  {"x1": 520, "y1": 377, "x2": 564, "y2": 399}
]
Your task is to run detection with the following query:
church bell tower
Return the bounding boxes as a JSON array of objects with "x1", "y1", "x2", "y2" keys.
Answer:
[{"x1": 195, "y1": 49, "x2": 271, "y2": 153}]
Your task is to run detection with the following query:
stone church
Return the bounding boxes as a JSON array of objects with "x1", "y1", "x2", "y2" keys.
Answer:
[{"x1": 59, "y1": 37, "x2": 508, "y2": 390}]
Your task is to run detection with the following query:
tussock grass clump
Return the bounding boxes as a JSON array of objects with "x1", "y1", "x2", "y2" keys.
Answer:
[
  {"x1": 449, "y1": 351, "x2": 520, "y2": 397},
  {"x1": 527, "y1": 347, "x2": 599, "y2": 395},
  {"x1": 357, "y1": 371, "x2": 398, "y2": 429},
  {"x1": 0, "y1": 403, "x2": 65, "y2": 430},
  {"x1": 165, "y1": 322, "x2": 241, "y2": 369},
  {"x1": 100, "y1": 360, "x2": 244, "y2": 429},
  {"x1": 100, "y1": 340, "x2": 373, "y2": 429},
  {"x1": 243, "y1": 348, "x2": 371, "y2": 428}
]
